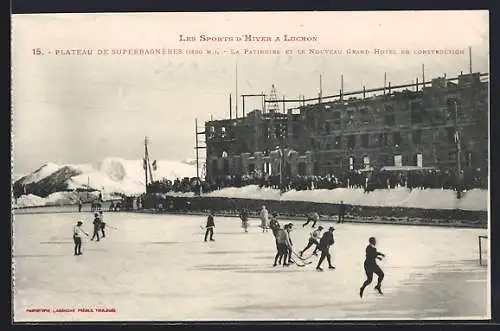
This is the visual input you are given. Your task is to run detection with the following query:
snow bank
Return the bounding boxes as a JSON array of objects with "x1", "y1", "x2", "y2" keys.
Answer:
[
  {"x1": 15, "y1": 194, "x2": 47, "y2": 208},
  {"x1": 203, "y1": 185, "x2": 487, "y2": 211}
]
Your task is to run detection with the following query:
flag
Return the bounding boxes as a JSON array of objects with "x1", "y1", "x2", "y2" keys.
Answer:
[
  {"x1": 152, "y1": 160, "x2": 157, "y2": 171},
  {"x1": 143, "y1": 158, "x2": 147, "y2": 170}
]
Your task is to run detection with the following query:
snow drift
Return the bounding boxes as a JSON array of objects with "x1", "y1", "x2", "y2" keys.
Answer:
[{"x1": 203, "y1": 185, "x2": 487, "y2": 211}]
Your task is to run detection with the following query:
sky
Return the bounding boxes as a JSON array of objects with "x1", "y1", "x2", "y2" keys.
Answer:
[{"x1": 11, "y1": 11, "x2": 489, "y2": 175}]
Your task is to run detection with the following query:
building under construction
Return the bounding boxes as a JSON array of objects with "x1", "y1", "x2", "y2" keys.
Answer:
[{"x1": 203, "y1": 70, "x2": 488, "y2": 182}]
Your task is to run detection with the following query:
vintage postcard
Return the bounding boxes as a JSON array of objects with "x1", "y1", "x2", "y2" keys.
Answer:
[{"x1": 11, "y1": 11, "x2": 490, "y2": 322}]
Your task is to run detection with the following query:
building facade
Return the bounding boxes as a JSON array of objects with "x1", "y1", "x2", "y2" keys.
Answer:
[{"x1": 205, "y1": 72, "x2": 488, "y2": 181}]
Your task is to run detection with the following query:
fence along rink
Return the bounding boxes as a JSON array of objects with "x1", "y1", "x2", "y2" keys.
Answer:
[{"x1": 478, "y1": 235, "x2": 488, "y2": 266}]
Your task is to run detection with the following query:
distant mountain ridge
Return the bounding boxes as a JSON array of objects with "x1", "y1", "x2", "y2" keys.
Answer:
[{"x1": 13, "y1": 157, "x2": 200, "y2": 197}]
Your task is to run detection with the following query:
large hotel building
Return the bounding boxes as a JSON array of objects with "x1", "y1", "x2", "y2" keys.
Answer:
[{"x1": 204, "y1": 71, "x2": 488, "y2": 181}]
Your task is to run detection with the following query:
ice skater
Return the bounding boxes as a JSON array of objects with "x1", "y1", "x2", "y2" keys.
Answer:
[
  {"x1": 359, "y1": 237, "x2": 385, "y2": 297},
  {"x1": 99, "y1": 211, "x2": 106, "y2": 238},
  {"x1": 239, "y1": 209, "x2": 249, "y2": 233},
  {"x1": 260, "y1": 205, "x2": 269, "y2": 232},
  {"x1": 338, "y1": 201, "x2": 346, "y2": 223},
  {"x1": 204, "y1": 210, "x2": 215, "y2": 242},
  {"x1": 73, "y1": 221, "x2": 89, "y2": 255},
  {"x1": 269, "y1": 212, "x2": 280, "y2": 236},
  {"x1": 300, "y1": 226, "x2": 323, "y2": 257},
  {"x1": 91, "y1": 213, "x2": 101, "y2": 241},
  {"x1": 77, "y1": 200, "x2": 82, "y2": 212},
  {"x1": 285, "y1": 223, "x2": 294, "y2": 265},
  {"x1": 274, "y1": 223, "x2": 293, "y2": 267},
  {"x1": 316, "y1": 226, "x2": 336, "y2": 271},
  {"x1": 302, "y1": 211, "x2": 319, "y2": 228}
]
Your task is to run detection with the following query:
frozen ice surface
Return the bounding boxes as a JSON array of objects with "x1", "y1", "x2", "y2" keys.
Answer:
[{"x1": 13, "y1": 210, "x2": 489, "y2": 321}]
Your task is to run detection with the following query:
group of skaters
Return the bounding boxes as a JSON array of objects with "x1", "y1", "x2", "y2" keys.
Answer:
[
  {"x1": 72, "y1": 210, "x2": 108, "y2": 256},
  {"x1": 203, "y1": 205, "x2": 385, "y2": 297}
]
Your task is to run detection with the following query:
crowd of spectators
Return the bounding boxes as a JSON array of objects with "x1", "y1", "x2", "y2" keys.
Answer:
[{"x1": 146, "y1": 167, "x2": 486, "y2": 197}]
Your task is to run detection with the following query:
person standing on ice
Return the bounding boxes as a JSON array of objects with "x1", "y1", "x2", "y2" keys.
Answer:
[
  {"x1": 260, "y1": 205, "x2": 269, "y2": 232},
  {"x1": 269, "y1": 213, "x2": 280, "y2": 236},
  {"x1": 239, "y1": 209, "x2": 249, "y2": 233},
  {"x1": 98, "y1": 211, "x2": 106, "y2": 238},
  {"x1": 204, "y1": 210, "x2": 215, "y2": 242},
  {"x1": 359, "y1": 237, "x2": 385, "y2": 297},
  {"x1": 300, "y1": 226, "x2": 323, "y2": 257},
  {"x1": 77, "y1": 199, "x2": 82, "y2": 212},
  {"x1": 316, "y1": 226, "x2": 336, "y2": 271},
  {"x1": 338, "y1": 201, "x2": 346, "y2": 223},
  {"x1": 302, "y1": 211, "x2": 320, "y2": 228},
  {"x1": 91, "y1": 213, "x2": 101, "y2": 241},
  {"x1": 73, "y1": 221, "x2": 89, "y2": 255},
  {"x1": 273, "y1": 223, "x2": 292, "y2": 267}
]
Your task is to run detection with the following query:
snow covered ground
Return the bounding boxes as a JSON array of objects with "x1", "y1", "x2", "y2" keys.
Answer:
[
  {"x1": 14, "y1": 185, "x2": 488, "y2": 211},
  {"x1": 13, "y1": 210, "x2": 489, "y2": 321},
  {"x1": 203, "y1": 186, "x2": 487, "y2": 211}
]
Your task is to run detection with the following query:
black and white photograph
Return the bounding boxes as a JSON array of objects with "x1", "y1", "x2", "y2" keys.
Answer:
[{"x1": 11, "y1": 11, "x2": 490, "y2": 321}]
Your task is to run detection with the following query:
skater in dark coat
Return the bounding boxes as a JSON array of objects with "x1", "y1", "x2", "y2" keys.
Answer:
[
  {"x1": 359, "y1": 237, "x2": 385, "y2": 297},
  {"x1": 73, "y1": 221, "x2": 89, "y2": 255},
  {"x1": 99, "y1": 211, "x2": 106, "y2": 238},
  {"x1": 338, "y1": 201, "x2": 346, "y2": 223},
  {"x1": 204, "y1": 210, "x2": 215, "y2": 241},
  {"x1": 316, "y1": 226, "x2": 336, "y2": 271},
  {"x1": 239, "y1": 209, "x2": 249, "y2": 233},
  {"x1": 91, "y1": 213, "x2": 101, "y2": 241},
  {"x1": 77, "y1": 200, "x2": 82, "y2": 212},
  {"x1": 273, "y1": 223, "x2": 292, "y2": 267}
]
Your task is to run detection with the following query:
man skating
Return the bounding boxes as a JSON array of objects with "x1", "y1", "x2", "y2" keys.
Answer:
[
  {"x1": 77, "y1": 200, "x2": 82, "y2": 212},
  {"x1": 285, "y1": 223, "x2": 294, "y2": 265},
  {"x1": 269, "y1": 213, "x2": 280, "y2": 237},
  {"x1": 239, "y1": 209, "x2": 249, "y2": 233},
  {"x1": 91, "y1": 213, "x2": 101, "y2": 241},
  {"x1": 99, "y1": 211, "x2": 106, "y2": 238},
  {"x1": 302, "y1": 211, "x2": 320, "y2": 228},
  {"x1": 316, "y1": 226, "x2": 336, "y2": 271},
  {"x1": 73, "y1": 221, "x2": 89, "y2": 255},
  {"x1": 300, "y1": 226, "x2": 323, "y2": 257},
  {"x1": 359, "y1": 237, "x2": 385, "y2": 297},
  {"x1": 204, "y1": 210, "x2": 215, "y2": 241},
  {"x1": 273, "y1": 223, "x2": 293, "y2": 267}
]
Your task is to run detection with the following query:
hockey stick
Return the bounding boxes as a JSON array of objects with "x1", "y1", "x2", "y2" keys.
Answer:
[
  {"x1": 292, "y1": 250, "x2": 314, "y2": 261},
  {"x1": 290, "y1": 257, "x2": 312, "y2": 267}
]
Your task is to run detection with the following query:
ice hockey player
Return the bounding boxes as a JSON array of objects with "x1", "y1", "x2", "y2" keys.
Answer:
[
  {"x1": 239, "y1": 209, "x2": 249, "y2": 233},
  {"x1": 91, "y1": 213, "x2": 101, "y2": 241},
  {"x1": 300, "y1": 226, "x2": 323, "y2": 257},
  {"x1": 73, "y1": 221, "x2": 89, "y2": 255},
  {"x1": 338, "y1": 201, "x2": 346, "y2": 223},
  {"x1": 204, "y1": 210, "x2": 215, "y2": 242},
  {"x1": 98, "y1": 211, "x2": 106, "y2": 238},
  {"x1": 285, "y1": 223, "x2": 294, "y2": 265},
  {"x1": 302, "y1": 211, "x2": 320, "y2": 228},
  {"x1": 316, "y1": 226, "x2": 336, "y2": 271},
  {"x1": 260, "y1": 205, "x2": 269, "y2": 233},
  {"x1": 269, "y1": 212, "x2": 280, "y2": 236},
  {"x1": 273, "y1": 223, "x2": 293, "y2": 267},
  {"x1": 359, "y1": 237, "x2": 385, "y2": 297}
]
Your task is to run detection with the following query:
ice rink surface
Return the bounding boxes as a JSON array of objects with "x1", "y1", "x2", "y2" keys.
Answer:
[{"x1": 12, "y1": 210, "x2": 489, "y2": 321}]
